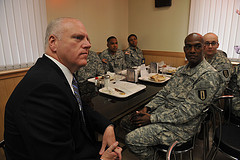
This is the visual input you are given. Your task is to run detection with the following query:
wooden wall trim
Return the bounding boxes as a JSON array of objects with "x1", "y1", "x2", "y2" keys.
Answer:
[
  {"x1": 0, "y1": 68, "x2": 29, "y2": 80},
  {"x1": 143, "y1": 50, "x2": 185, "y2": 58}
]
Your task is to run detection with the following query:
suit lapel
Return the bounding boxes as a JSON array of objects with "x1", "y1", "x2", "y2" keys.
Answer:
[{"x1": 42, "y1": 54, "x2": 94, "y2": 143}]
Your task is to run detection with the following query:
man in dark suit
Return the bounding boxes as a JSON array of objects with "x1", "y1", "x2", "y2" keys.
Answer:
[{"x1": 4, "y1": 17, "x2": 122, "y2": 160}]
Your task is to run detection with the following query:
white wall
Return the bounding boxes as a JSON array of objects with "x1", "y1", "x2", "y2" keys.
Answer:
[
  {"x1": 128, "y1": 0, "x2": 190, "y2": 52},
  {"x1": 46, "y1": 0, "x2": 129, "y2": 52},
  {"x1": 46, "y1": 0, "x2": 190, "y2": 52}
]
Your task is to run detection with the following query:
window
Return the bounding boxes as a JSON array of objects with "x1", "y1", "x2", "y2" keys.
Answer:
[
  {"x1": 0, "y1": 0, "x2": 47, "y2": 71},
  {"x1": 188, "y1": 0, "x2": 240, "y2": 61}
]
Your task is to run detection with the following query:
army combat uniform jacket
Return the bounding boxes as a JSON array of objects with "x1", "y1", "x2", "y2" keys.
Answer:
[
  {"x1": 228, "y1": 64, "x2": 240, "y2": 117},
  {"x1": 124, "y1": 46, "x2": 143, "y2": 68},
  {"x1": 122, "y1": 59, "x2": 221, "y2": 160},
  {"x1": 146, "y1": 59, "x2": 221, "y2": 144},
  {"x1": 206, "y1": 50, "x2": 232, "y2": 94},
  {"x1": 99, "y1": 49, "x2": 126, "y2": 73},
  {"x1": 76, "y1": 50, "x2": 104, "y2": 83}
]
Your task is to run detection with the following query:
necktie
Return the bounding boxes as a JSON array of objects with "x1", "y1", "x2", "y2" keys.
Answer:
[{"x1": 72, "y1": 76, "x2": 86, "y2": 125}]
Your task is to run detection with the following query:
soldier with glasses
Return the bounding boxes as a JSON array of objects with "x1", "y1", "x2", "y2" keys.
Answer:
[{"x1": 203, "y1": 32, "x2": 232, "y2": 94}]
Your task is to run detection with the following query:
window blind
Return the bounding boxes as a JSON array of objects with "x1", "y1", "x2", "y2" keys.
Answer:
[
  {"x1": 188, "y1": 0, "x2": 240, "y2": 61},
  {"x1": 0, "y1": 0, "x2": 47, "y2": 71}
]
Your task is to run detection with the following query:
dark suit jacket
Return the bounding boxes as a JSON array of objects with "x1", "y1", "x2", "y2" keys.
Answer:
[{"x1": 4, "y1": 54, "x2": 112, "y2": 160}]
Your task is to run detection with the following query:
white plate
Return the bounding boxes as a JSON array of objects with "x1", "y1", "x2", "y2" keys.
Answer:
[
  {"x1": 138, "y1": 73, "x2": 171, "y2": 83},
  {"x1": 99, "y1": 81, "x2": 146, "y2": 98}
]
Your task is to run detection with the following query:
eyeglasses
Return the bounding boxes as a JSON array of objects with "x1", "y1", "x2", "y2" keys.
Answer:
[
  {"x1": 204, "y1": 41, "x2": 218, "y2": 46},
  {"x1": 184, "y1": 44, "x2": 202, "y2": 51}
]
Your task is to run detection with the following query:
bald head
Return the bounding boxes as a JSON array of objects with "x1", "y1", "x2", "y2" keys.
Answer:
[
  {"x1": 203, "y1": 32, "x2": 219, "y2": 58},
  {"x1": 203, "y1": 33, "x2": 218, "y2": 42},
  {"x1": 185, "y1": 33, "x2": 204, "y2": 45}
]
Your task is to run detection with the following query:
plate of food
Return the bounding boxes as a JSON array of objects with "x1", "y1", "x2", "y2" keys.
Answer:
[
  {"x1": 99, "y1": 81, "x2": 146, "y2": 98},
  {"x1": 138, "y1": 73, "x2": 171, "y2": 83},
  {"x1": 159, "y1": 66, "x2": 177, "y2": 74}
]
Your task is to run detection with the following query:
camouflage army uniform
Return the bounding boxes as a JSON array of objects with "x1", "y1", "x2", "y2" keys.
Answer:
[
  {"x1": 205, "y1": 50, "x2": 232, "y2": 94},
  {"x1": 121, "y1": 59, "x2": 221, "y2": 160},
  {"x1": 228, "y1": 64, "x2": 240, "y2": 117},
  {"x1": 125, "y1": 46, "x2": 143, "y2": 68},
  {"x1": 75, "y1": 50, "x2": 104, "y2": 83},
  {"x1": 98, "y1": 49, "x2": 126, "y2": 73}
]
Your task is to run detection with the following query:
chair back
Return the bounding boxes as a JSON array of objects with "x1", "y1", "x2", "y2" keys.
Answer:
[
  {"x1": 166, "y1": 141, "x2": 178, "y2": 160},
  {"x1": 0, "y1": 140, "x2": 5, "y2": 149},
  {"x1": 207, "y1": 95, "x2": 240, "y2": 159},
  {"x1": 0, "y1": 140, "x2": 5, "y2": 160}
]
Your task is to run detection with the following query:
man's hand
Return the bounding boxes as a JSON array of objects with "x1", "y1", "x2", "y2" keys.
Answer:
[
  {"x1": 99, "y1": 125, "x2": 116, "y2": 155},
  {"x1": 124, "y1": 51, "x2": 130, "y2": 55},
  {"x1": 102, "y1": 58, "x2": 108, "y2": 64},
  {"x1": 100, "y1": 141, "x2": 122, "y2": 160},
  {"x1": 130, "y1": 107, "x2": 151, "y2": 126}
]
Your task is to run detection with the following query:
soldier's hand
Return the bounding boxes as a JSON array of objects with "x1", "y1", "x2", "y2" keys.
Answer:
[
  {"x1": 124, "y1": 51, "x2": 130, "y2": 55},
  {"x1": 138, "y1": 107, "x2": 148, "y2": 114},
  {"x1": 131, "y1": 112, "x2": 151, "y2": 126},
  {"x1": 102, "y1": 58, "x2": 108, "y2": 64}
]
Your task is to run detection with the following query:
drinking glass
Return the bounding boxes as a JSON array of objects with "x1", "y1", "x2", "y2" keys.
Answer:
[{"x1": 114, "y1": 69, "x2": 122, "y2": 83}]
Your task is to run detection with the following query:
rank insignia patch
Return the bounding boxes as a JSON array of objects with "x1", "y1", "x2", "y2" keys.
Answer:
[{"x1": 198, "y1": 90, "x2": 207, "y2": 101}]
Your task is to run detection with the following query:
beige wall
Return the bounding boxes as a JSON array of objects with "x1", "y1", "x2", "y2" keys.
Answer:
[
  {"x1": 46, "y1": 0, "x2": 190, "y2": 52},
  {"x1": 46, "y1": 0, "x2": 129, "y2": 52},
  {"x1": 128, "y1": 0, "x2": 190, "y2": 52}
]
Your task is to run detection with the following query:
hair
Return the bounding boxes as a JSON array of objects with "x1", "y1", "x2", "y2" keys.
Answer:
[
  {"x1": 44, "y1": 17, "x2": 80, "y2": 50},
  {"x1": 107, "y1": 36, "x2": 117, "y2": 43},
  {"x1": 127, "y1": 34, "x2": 137, "y2": 43}
]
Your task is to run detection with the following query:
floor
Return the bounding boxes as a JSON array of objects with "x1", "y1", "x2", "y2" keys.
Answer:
[{"x1": 115, "y1": 125, "x2": 233, "y2": 160}]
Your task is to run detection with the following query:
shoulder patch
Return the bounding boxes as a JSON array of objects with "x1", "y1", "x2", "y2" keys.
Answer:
[
  {"x1": 194, "y1": 81, "x2": 213, "y2": 103},
  {"x1": 223, "y1": 70, "x2": 229, "y2": 78}
]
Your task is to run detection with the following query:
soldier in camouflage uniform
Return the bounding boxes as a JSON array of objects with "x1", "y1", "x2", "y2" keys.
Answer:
[
  {"x1": 120, "y1": 33, "x2": 221, "y2": 160},
  {"x1": 98, "y1": 36, "x2": 126, "y2": 73},
  {"x1": 203, "y1": 33, "x2": 232, "y2": 94},
  {"x1": 227, "y1": 8, "x2": 240, "y2": 118},
  {"x1": 124, "y1": 34, "x2": 143, "y2": 68},
  {"x1": 228, "y1": 64, "x2": 240, "y2": 117},
  {"x1": 75, "y1": 50, "x2": 104, "y2": 83}
]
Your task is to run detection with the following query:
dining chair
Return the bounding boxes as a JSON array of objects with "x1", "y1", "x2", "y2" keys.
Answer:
[
  {"x1": 0, "y1": 139, "x2": 5, "y2": 160},
  {"x1": 0, "y1": 140, "x2": 5, "y2": 150},
  {"x1": 207, "y1": 95, "x2": 240, "y2": 160},
  {"x1": 155, "y1": 138, "x2": 195, "y2": 160},
  {"x1": 166, "y1": 141, "x2": 179, "y2": 160},
  {"x1": 154, "y1": 107, "x2": 210, "y2": 160}
]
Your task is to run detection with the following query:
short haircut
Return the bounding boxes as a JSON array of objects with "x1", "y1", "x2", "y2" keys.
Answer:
[
  {"x1": 45, "y1": 18, "x2": 64, "y2": 50},
  {"x1": 44, "y1": 17, "x2": 79, "y2": 50},
  {"x1": 184, "y1": 33, "x2": 203, "y2": 44},
  {"x1": 128, "y1": 34, "x2": 137, "y2": 43},
  {"x1": 107, "y1": 36, "x2": 117, "y2": 43},
  {"x1": 203, "y1": 32, "x2": 219, "y2": 42}
]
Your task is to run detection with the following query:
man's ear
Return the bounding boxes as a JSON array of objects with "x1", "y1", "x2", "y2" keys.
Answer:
[
  {"x1": 48, "y1": 35, "x2": 58, "y2": 52},
  {"x1": 203, "y1": 44, "x2": 207, "y2": 50}
]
